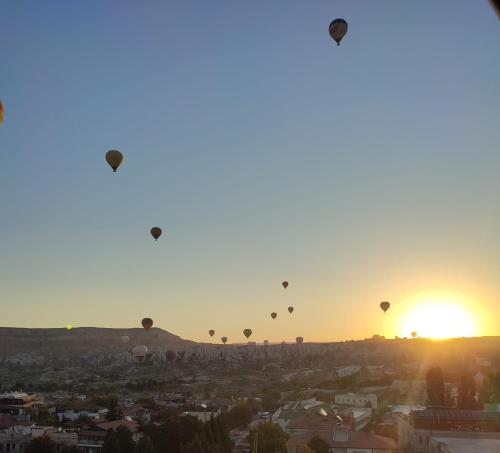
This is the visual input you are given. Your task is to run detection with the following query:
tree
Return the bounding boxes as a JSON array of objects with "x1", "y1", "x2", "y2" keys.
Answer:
[
  {"x1": 115, "y1": 426, "x2": 136, "y2": 453},
  {"x1": 226, "y1": 405, "x2": 253, "y2": 430},
  {"x1": 102, "y1": 431, "x2": 121, "y2": 453},
  {"x1": 426, "y1": 367, "x2": 445, "y2": 406},
  {"x1": 135, "y1": 434, "x2": 157, "y2": 453},
  {"x1": 248, "y1": 423, "x2": 289, "y2": 453},
  {"x1": 458, "y1": 375, "x2": 477, "y2": 409},
  {"x1": 308, "y1": 434, "x2": 331, "y2": 453},
  {"x1": 24, "y1": 435, "x2": 54, "y2": 453}
]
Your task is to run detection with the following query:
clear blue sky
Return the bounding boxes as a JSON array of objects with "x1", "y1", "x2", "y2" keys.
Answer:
[{"x1": 1, "y1": 1, "x2": 499, "y2": 342}]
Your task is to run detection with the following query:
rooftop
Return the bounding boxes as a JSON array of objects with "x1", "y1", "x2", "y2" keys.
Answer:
[{"x1": 286, "y1": 430, "x2": 397, "y2": 449}]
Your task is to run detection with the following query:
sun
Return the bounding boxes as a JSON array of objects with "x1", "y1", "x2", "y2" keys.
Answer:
[{"x1": 398, "y1": 293, "x2": 479, "y2": 339}]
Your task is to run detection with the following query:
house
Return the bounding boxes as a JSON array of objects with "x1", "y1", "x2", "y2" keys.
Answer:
[
  {"x1": 0, "y1": 392, "x2": 42, "y2": 421},
  {"x1": 77, "y1": 419, "x2": 141, "y2": 453},
  {"x1": 430, "y1": 435, "x2": 500, "y2": 453},
  {"x1": 57, "y1": 405, "x2": 109, "y2": 422},
  {"x1": 286, "y1": 429, "x2": 398, "y2": 452},
  {"x1": 397, "y1": 409, "x2": 500, "y2": 453},
  {"x1": 335, "y1": 393, "x2": 378, "y2": 410},
  {"x1": 0, "y1": 426, "x2": 31, "y2": 452}
]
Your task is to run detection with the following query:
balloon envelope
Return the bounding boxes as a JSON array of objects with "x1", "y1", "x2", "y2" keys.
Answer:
[
  {"x1": 282, "y1": 281, "x2": 289, "y2": 289},
  {"x1": 105, "y1": 150, "x2": 123, "y2": 172},
  {"x1": 209, "y1": 329, "x2": 215, "y2": 337},
  {"x1": 329, "y1": 19, "x2": 348, "y2": 45},
  {"x1": 411, "y1": 331, "x2": 417, "y2": 338},
  {"x1": 141, "y1": 318, "x2": 154, "y2": 330},
  {"x1": 243, "y1": 329, "x2": 252, "y2": 339},
  {"x1": 150, "y1": 227, "x2": 162, "y2": 240},
  {"x1": 221, "y1": 336, "x2": 228, "y2": 344},
  {"x1": 0, "y1": 101, "x2": 4, "y2": 124},
  {"x1": 380, "y1": 301, "x2": 390, "y2": 313},
  {"x1": 133, "y1": 345, "x2": 148, "y2": 361},
  {"x1": 271, "y1": 312, "x2": 277, "y2": 320},
  {"x1": 288, "y1": 306, "x2": 294, "y2": 314},
  {"x1": 296, "y1": 336, "x2": 304, "y2": 344}
]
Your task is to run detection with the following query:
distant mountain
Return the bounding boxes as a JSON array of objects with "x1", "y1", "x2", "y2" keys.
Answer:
[{"x1": 0, "y1": 327, "x2": 195, "y2": 356}]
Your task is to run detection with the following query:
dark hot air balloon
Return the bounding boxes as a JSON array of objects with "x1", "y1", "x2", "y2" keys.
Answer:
[
  {"x1": 221, "y1": 336, "x2": 228, "y2": 344},
  {"x1": 209, "y1": 329, "x2": 215, "y2": 337},
  {"x1": 271, "y1": 312, "x2": 277, "y2": 320},
  {"x1": 105, "y1": 150, "x2": 124, "y2": 172},
  {"x1": 150, "y1": 227, "x2": 162, "y2": 241},
  {"x1": 329, "y1": 19, "x2": 348, "y2": 46},
  {"x1": 141, "y1": 318, "x2": 153, "y2": 330},
  {"x1": 288, "y1": 306, "x2": 294, "y2": 314},
  {"x1": 165, "y1": 350, "x2": 176, "y2": 362},
  {"x1": 380, "y1": 301, "x2": 390, "y2": 313},
  {"x1": 282, "y1": 281, "x2": 289, "y2": 289},
  {"x1": 243, "y1": 329, "x2": 252, "y2": 339}
]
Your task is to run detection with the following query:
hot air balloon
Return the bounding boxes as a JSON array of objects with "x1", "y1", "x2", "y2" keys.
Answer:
[
  {"x1": 288, "y1": 306, "x2": 294, "y2": 314},
  {"x1": 329, "y1": 19, "x2": 348, "y2": 46},
  {"x1": 133, "y1": 345, "x2": 148, "y2": 362},
  {"x1": 282, "y1": 281, "x2": 289, "y2": 289},
  {"x1": 151, "y1": 227, "x2": 162, "y2": 241},
  {"x1": 264, "y1": 340, "x2": 269, "y2": 346},
  {"x1": 121, "y1": 335, "x2": 130, "y2": 344},
  {"x1": 165, "y1": 350, "x2": 176, "y2": 362},
  {"x1": 0, "y1": 101, "x2": 4, "y2": 124},
  {"x1": 105, "y1": 150, "x2": 124, "y2": 173},
  {"x1": 411, "y1": 331, "x2": 417, "y2": 339},
  {"x1": 243, "y1": 329, "x2": 252, "y2": 339},
  {"x1": 66, "y1": 325, "x2": 73, "y2": 331},
  {"x1": 296, "y1": 336, "x2": 304, "y2": 344},
  {"x1": 271, "y1": 312, "x2": 277, "y2": 320},
  {"x1": 209, "y1": 329, "x2": 215, "y2": 337},
  {"x1": 141, "y1": 318, "x2": 153, "y2": 331},
  {"x1": 221, "y1": 336, "x2": 228, "y2": 344},
  {"x1": 380, "y1": 301, "x2": 390, "y2": 313}
]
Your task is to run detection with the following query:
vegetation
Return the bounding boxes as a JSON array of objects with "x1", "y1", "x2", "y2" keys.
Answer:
[
  {"x1": 248, "y1": 422, "x2": 289, "y2": 453},
  {"x1": 426, "y1": 366, "x2": 445, "y2": 406},
  {"x1": 308, "y1": 434, "x2": 331, "y2": 453}
]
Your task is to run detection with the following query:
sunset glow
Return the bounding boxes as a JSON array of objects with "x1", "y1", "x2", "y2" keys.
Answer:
[{"x1": 399, "y1": 294, "x2": 479, "y2": 339}]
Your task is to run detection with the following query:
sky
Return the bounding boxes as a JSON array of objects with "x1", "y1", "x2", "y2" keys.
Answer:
[{"x1": 0, "y1": 1, "x2": 499, "y2": 343}]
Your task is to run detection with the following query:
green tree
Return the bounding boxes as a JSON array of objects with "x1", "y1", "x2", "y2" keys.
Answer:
[
  {"x1": 102, "y1": 431, "x2": 121, "y2": 453},
  {"x1": 458, "y1": 375, "x2": 477, "y2": 409},
  {"x1": 426, "y1": 367, "x2": 445, "y2": 406},
  {"x1": 115, "y1": 426, "x2": 136, "y2": 453},
  {"x1": 226, "y1": 405, "x2": 253, "y2": 430},
  {"x1": 308, "y1": 434, "x2": 331, "y2": 453},
  {"x1": 24, "y1": 435, "x2": 55, "y2": 453},
  {"x1": 248, "y1": 423, "x2": 289, "y2": 453},
  {"x1": 135, "y1": 434, "x2": 157, "y2": 453}
]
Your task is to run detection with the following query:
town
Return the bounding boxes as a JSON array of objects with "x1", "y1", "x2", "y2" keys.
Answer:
[{"x1": 1, "y1": 328, "x2": 500, "y2": 452}]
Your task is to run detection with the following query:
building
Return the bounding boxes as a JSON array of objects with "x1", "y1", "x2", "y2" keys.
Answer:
[
  {"x1": 397, "y1": 409, "x2": 500, "y2": 453},
  {"x1": 335, "y1": 393, "x2": 378, "y2": 410},
  {"x1": 77, "y1": 419, "x2": 141, "y2": 453},
  {"x1": 286, "y1": 430, "x2": 398, "y2": 453},
  {"x1": 430, "y1": 435, "x2": 500, "y2": 453},
  {"x1": 0, "y1": 426, "x2": 31, "y2": 452},
  {"x1": 57, "y1": 405, "x2": 109, "y2": 422},
  {"x1": 0, "y1": 392, "x2": 42, "y2": 420}
]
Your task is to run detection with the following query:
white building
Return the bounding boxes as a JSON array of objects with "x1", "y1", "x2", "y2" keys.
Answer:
[{"x1": 335, "y1": 393, "x2": 378, "y2": 410}]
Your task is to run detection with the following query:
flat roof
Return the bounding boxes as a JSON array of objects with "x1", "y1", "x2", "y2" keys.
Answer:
[{"x1": 433, "y1": 437, "x2": 500, "y2": 453}]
